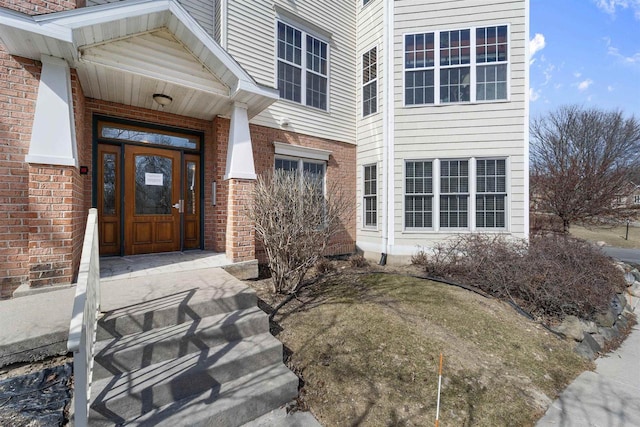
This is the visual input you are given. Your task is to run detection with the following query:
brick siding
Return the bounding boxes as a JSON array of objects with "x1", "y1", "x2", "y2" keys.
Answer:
[
  {"x1": 0, "y1": 49, "x2": 40, "y2": 297},
  {"x1": 0, "y1": 0, "x2": 83, "y2": 15}
]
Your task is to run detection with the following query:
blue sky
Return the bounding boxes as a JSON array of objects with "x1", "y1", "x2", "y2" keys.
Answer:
[{"x1": 530, "y1": 0, "x2": 640, "y2": 120}]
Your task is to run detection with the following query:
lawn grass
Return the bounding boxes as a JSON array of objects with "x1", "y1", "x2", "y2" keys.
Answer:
[
  {"x1": 263, "y1": 272, "x2": 589, "y2": 427},
  {"x1": 570, "y1": 223, "x2": 640, "y2": 249}
]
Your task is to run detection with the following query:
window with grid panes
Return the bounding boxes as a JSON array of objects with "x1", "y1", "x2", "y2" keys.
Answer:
[
  {"x1": 439, "y1": 29, "x2": 471, "y2": 103},
  {"x1": 476, "y1": 159, "x2": 506, "y2": 228},
  {"x1": 277, "y1": 21, "x2": 328, "y2": 110},
  {"x1": 404, "y1": 25, "x2": 508, "y2": 105},
  {"x1": 440, "y1": 160, "x2": 469, "y2": 228},
  {"x1": 405, "y1": 161, "x2": 433, "y2": 228},
  {"x1": 363, "y1": 164, "x2": 377, "y2": 227},
  {"x1": 362, "y1": 47, "x2": 378, "y2": 117}
]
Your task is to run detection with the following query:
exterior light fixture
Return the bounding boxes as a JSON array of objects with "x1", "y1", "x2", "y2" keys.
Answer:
[{"x1": 152, "y1": 93, "x2": 173, "y2": 107}]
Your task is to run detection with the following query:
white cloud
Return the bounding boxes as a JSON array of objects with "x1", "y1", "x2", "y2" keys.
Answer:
[
  {"x1": 578, "y1": 79, "x2": 594, "y2": 91},
  {"x1": 542, "y1": 64, "x2": 555, "y2": 86},
  {"x1": 608, "y1": 85, "x2": 615, "y2": 92},
  {"x1": 529, "y1": 87, "x2": 541, "y2": 102},
  {"x1": 594, "y1": 0, "x2": 640, "y2": 19},
  {"x1": 608, "y1": 45, "x2": 640, "y2": 64},
  {"x1": 574, "y1": 72, "x2": 582, "y2": 78},
  {"x1": 529, "y1": 33, "x2": 546, "y2": 65}
]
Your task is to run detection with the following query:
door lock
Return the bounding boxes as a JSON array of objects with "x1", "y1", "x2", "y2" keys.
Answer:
[{"x1": 172, "y1": 200, "x2": 184, "y2": 213}]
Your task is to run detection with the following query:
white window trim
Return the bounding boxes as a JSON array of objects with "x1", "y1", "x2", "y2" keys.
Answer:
[
  {"x1": 362, "y1": 45, "x2": 378, "y2": 118},
  {"x1": 274, "y1": 18, "x2": 331, "y2": 112},
  {"x1": 363, "y1": 163, "x2": 378, "y2": 230},
  {"x1": 273, "y1": 141, "x2": 331, "y2": 161},
  {"x1": 474, "y1": 157, "x2": 509, "y2": 230},
  {"x1": 274, "y1": 154, "x2": 327, "y2": 197},
  {"x1": 402, "y1": 24, "x2": 511, "y2": 107},
  {"x1": 403, "y1": 157, "x2": 510, "y2": 232},
  {"x1": 403, "y1": 159, "x2": 435, "y2": 231},
  {"x1": 439, "y1": 159, "x2": 470, "y2": 230}
]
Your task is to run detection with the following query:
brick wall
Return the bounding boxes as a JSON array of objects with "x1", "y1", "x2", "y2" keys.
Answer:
[
  {"x1": 0, "y1": 0, "x2": 83, "y2": 15},
  {"x1": 225, "y1": 179, "x2": 255, "y2": 261},
  {"x1": 213, "y1": 116, "x2": 357, "y2": 263},
  {"x1": 25, "y1": 70, "x2": 86, "y2": 289},
  {"x1": 0, "y1": 49, "x2": 40, "y2": 297}
]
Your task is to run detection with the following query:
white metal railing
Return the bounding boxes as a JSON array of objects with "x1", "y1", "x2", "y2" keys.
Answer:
[{"x1": 67, "y1": 208, "x2": 100, "y2": 427}]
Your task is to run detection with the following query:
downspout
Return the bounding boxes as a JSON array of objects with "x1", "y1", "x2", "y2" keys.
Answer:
[
  {"x1": 380, "y1": 0, "x2": 394, "y2": 264},
  {"x1": 523, "y1": 0, "x2": 531, "y2": 238},
  {"x1": 221, "y1": 0, "x2": 228, "y2": 49}
]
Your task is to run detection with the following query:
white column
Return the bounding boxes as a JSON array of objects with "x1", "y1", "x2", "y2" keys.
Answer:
[
  {"x1": 26, "y1": 55, "x2": 78, "y2": 167},
  {"x1": 224, "y1": 102, "x2": 256, "y2": 180}
]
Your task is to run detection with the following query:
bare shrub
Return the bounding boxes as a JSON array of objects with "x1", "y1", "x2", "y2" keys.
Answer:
[
  {"x1": 413, "y1": 234, "x2": 626, "y2": 321},
  {"x1": 248, "y1": 169, "x2": 349, "y2": 294},
  {"x1": 349, "y1": 254, "x2": 369, "y2": 268},
  {"x1": 315, "y1": 257, "x2": 336, "y2": 275}
]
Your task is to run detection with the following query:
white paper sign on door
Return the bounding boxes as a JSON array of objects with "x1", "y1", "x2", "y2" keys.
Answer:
[{"x1": 145, "y1": 173, "x2": 164, "y2": 186}]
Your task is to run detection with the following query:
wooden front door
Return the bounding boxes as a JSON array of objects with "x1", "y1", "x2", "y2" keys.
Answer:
[{"x1": 124, "y1": 145, "x2": 182, "y2": 255}]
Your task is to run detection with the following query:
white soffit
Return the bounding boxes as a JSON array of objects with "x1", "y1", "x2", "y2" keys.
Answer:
[
  {"x1": 273, "y1": 142, "x2": 332, "y2": 161},
  {"x1": 0, "y1": 0, "x2": 278, "y2": 118},
  {"x1": 79, "y1": 29, "x2": 229, "y2": 97}
]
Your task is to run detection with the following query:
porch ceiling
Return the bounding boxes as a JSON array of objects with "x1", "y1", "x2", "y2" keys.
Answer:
[{"x1": 0, "y1": 0, "x2": 278, "y2": 120}]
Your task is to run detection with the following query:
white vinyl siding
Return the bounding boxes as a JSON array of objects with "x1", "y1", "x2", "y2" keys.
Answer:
[
  {"x1": 356, "y1": 0, "x2": 384, "y2": 240},
  {"x1": 95, "y1": 0, "x2": 216, "y2": 36},
  {"x1": 393, "y1": 0, "x2": 527, "y2": 250},
  {"x1": 225, "y1": 0, "x2": 356, "y2": 144}
]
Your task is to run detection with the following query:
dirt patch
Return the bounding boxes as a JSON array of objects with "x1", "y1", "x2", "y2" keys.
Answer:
[{"x1": 246, "y1": 261, "x2": 591, "y2": 426}]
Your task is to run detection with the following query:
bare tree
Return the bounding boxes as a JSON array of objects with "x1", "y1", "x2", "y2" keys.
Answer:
[
  {"x1": 530, "y1": 105, "x2": 640, "y2": 232},
  {"x1": 249, "y1": 169, "x2": 349, "y2": 295}
]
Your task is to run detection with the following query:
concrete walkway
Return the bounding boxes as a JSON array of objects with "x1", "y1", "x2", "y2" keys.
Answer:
[
  {"x1": 0, "y1": 252, "x2": 320, "y2": 426},
  {"x1": 536, "y1": 323, "x2": 640, "y2": 426},
  {"x1": 537, "y1": 246, "x2": 640, "y2": 427}
]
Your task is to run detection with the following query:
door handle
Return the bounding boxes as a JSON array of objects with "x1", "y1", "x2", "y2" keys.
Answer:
[{"x1": 172, "y1": 200, "x2": 184, "y2": 213}]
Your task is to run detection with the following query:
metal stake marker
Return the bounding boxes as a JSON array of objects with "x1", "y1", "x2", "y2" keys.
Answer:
[{"x1": 435, "y1": 353, "x2": 443, "y2": 427}]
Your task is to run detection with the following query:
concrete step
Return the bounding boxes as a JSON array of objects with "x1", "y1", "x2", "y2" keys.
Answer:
[
  {"x1": 124, "y1": 363, "x2": 299, "y2": 427},
  {"x1": 89, "y1": 333, "x2": 286, "y2": 423},
  {"x1": 93, "y1": 307, "x2": 269, "y2": 381},
  {"x1": 97, "y1": 281, "x2": 257, "y2": 341}
]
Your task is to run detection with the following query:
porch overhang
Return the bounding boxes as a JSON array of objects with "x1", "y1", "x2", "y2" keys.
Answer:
[{"x1": 0, "y1": 0, "x2": 279, "y2": 120}]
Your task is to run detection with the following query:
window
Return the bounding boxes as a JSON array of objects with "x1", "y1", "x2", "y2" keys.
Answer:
[
  {"x1": 363, "y1": 0, "x2": 371, "y2": 5},
  {"x1": 634, "y1": 195, "x2": 640, "y2": 205},
  {"x1": 405, "y1": 161, "x2": 433, "y2": 228},
  {"x1": 277, "y1": 21, "x2": 328, "y2": 110},
  {"x1": 476, "y1": 159, "x2": 506, "y2": 228},
  {"x1": 362, "y1": 47, "x2": 378, "y2": 117},
  {"x1": 404, "y1": 33, "x2": 435, "y2": 105},
  {"x1": 363, "y1": 164, "x2": 377, "y2": 227},
  {"x1": 404, "y1": 25, "x2": 508, "y2": 105},
  {"x1": 476, "y1": 26, "x2": 508, "y2": 101},
  {"x1": 404, "y1": 158, "x2": 507, "y2": 231},
  {"x1": 439, "y1": 29, "x2": 471, "y2": 103},
  {"x1": 440, "y1": 160, "x2": 469, "y2": 228},
  {"x1": 275, "y1": 156, "x2": 326, "y2": 187}
]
